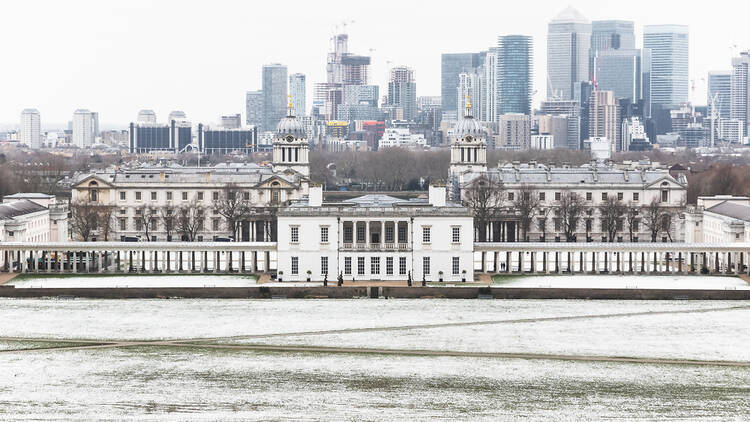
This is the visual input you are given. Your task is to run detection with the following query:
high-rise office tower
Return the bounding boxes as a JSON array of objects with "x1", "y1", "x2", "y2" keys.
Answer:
[
  {"x1": 387, "y1": 66, "x2": 417, "y2": 121},
  {"x1": 289, "y1": 73, "x2": 306, "y2": 117},
  {"x1": 245, "y1": 90, "x2": 264, "y2": 129},
  {"x1": 589, "y1": 90, "x2": 621, "y2": 151},
  {"x1": 590, "y1": 20, "x2": 635, "y2": 53},
  {"x1": 643, "y1": 25, "x2": 689, "y2": 109},
  {"x1": 168, "y1": 111, "x2": 187, "y2": 122},
  {"x1": 731, "y1": 51, "x2": 750, "y2": 134},
  {"x1": 220, "y1": 114, "x2": 242, "y2": 129},
  {"x1": 540, "y1": 100, "x2": 581, "y2": 150},
  {"x1": 483, "y1": 49, "x2": 497, "y2": 123},
  {"x1": 457, "y1": 71, "x2": 484, "y2": 122},
  {"x1": 91, "y1": 112, "x2": 99, "y2": 138},
  {"x1": 262, "y1": 63, "x2": 288, "y2": 132},
  {"x1": 441, "y1": 52, "x2": 486, "y2": 119},
  {"x1": 707, "y1": 71, "x2": 731, "y2": 119},
  {"x1": 20, "y1": 108, "x2": 41, "y2": 149},
  {"x1": 593, "y1": 49, "x2": 650, "y2": 107},
  {"x1": 320, "y1": 33, "x2": 371, "y2": 120},
  {"x1": 137, "y1": 109, "x2": 157, "y2": 123},
  {"x1": 497, "y1": 35, "x2": 533, "y2": 116},
  {"x1": 72, "y1": 109, "x2": 95, "y2": 148},
  {"x1": 547, "y1": 7, "x2": 591, "y2": 101}
]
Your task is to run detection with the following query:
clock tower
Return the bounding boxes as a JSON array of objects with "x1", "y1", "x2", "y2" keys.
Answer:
[
  {"x1": 449, "y1": 96, "x2": 487, "y2": 198},
  {"x1": 272, "y1": 97, "x2": 310, "y2": 177}
]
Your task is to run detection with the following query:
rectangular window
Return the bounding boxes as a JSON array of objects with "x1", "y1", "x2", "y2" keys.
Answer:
[
  {"x1": 290, "y1": 226, "x2": 299, "y2": 243},
  {"x1": 291, "y1": 257, "x2": 298, "y2": 275},
  {"x1": 357, "y1": 257, "x2": 365, "y2": 275},
  {"x1": 452, "y1": 257, "x2": 460, "y2": 275},
  {"x1": 119, "y1": 219, "x2": 126, "y2": 230},
  {"x1": 555, "y1": 192, "x2": 561, "y2": 201},
  {"x1": 508, "y1": 192, "x2": 515, "y2": 201},
  {"x1": 423, "y1": 257, "x2": 430, "y2": 275},
  {"x1": 399, "y1": 257, "x2": 407, "y2": 275},
  {"x1": 344, "y1": 257, "x2": 352, "y2": 275},
  {"x1": 151, "y1": 192, "x2": 157, "y2": 201},
  {"x1": 633, "y1": 192, "x2": 640, "y2": 201},
  {"x1": 370, "y1": 257, "x2": 380, "y2": 275},
  {"x1": 633, "y1": 221, "x2": 640, "y2": 231},
  {"x1": 320, "y1": 226, "x2": 328, "y2": 243},
  {"x1": 661, "y1": 190, "x2": 668, "y2": 202},
  {"x1": 602, "y1": 192, "x2": 608, "y2": 200},
  {"x1": 135, "y1": 219, "x2": 143, "y2": 231},
  {"x1": 397, "y1": 225, "x2": 407, "y2": 243},
  {"x1": 356, "y1": 225, "x2": 365, "y2": 242},
  {"x1": 422, "y1": 226, "x2": 431, "y2": 243},
  {"x1": 150, "y1": 220, "x2": 157, "y2": 230},
  {"x1": 119, "y1": 191, "x2": 126, "y2": 201},
  {"x1": 197, "y1": 192, "x2": 204, "y2": 201},
  {"x1": 182, "y1": 192, "x2": 188, "y2": 201},
  {"x1": 385, "y1": 226, "x2": 394, "y2": 243},
  {"x1": 539, "y1": 192, "x2": 546, "y2": 201},
  {"x1": 213, "y1": 191, "x2": 219, "y2": 201},
  {"x1": 135, "y1": 191, "x2": 142, "y2": 201},
  {"x1": 212, "y1": 219, "x2": 220, "y2": 231},
  {"x1": 586, "y1": 192, "x2": 592, "y2": 201},
  {"x1": 617, "y1": 192, "x2": 623, "y2": 201},
  {"x1": 166, "y1": 192, "x2": 173, "y2": 201},
  {"x1": 452, "y1": 226, "x2": 460, "y2": 243},
  {"x1": 386, "y1": 257, "x2": 393, "y2": 275},
  {"x1": 243, "y1": 192, "x2": 250, "y2": 200},
  {"x1": 320, "y1": 256, "x2": 328, "y2": 276},
  {"x1": 344, "y1": 225, "x2": 353, "y2": 243}
]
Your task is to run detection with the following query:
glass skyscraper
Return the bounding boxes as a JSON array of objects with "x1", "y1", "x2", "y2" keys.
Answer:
[
  {"x1": 707, "y1": 71, "x2": 731, "y2": 119},
  {"x1": 441, "y1": 52, "x2": 485, "y2": 119},
  {"x1": 262, "y1": 63, "x2": 288, "y2": 132},
  {"x1": 289, "y1": 73, "x2": 306, "y2": 117},
  {"x1": 590, "y1": 20, "x2": 635, "y2": 53},
  {"x1": 497, "y1": 35, "x2": 533, "y2": 116},
  {"x1": 547, "y1": 7, "x2": 591, "y2": 101},
  {"x1": 594, "y1": 48, "x2": 651, "y2": 117},
  {"x1": 643, "y1": 25, "x2": 689, "y2": 109}
]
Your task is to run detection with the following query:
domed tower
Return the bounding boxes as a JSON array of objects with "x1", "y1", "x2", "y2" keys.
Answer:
[
  {"x1": 449, "y1": 96, "x2": 487, "y2": 197},
  {"x1": 272, "y1": 97, "x2": 310, "y2": 177}
]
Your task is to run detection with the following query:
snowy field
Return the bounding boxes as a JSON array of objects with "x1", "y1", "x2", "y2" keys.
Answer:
[
  {"x1": 0, "y1": 299, "x2": 748, "y2": 420},
  {"x1": 495, "y1": 274, "x2": 750, "y2": 290},
  {"x1": 7, "y1": 274, "x2": 258, "y2": 288}
]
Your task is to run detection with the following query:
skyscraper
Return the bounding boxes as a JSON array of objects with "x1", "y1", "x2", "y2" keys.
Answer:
[
  {"x1": 539, "y1": 100, "x2": 581, "y2": 150},
  {"x1": 262, "y1": 63, "x2": 288, "y2": 132},
  {"x1": 137, "y1": 110, "x2": 157, "y2": 123},
  {"x1": 589, "y1": 90, "x2": 621, "y2": 152},
  {"x1": 320, "y1": 33, "x2": 371, "y2": 120},
  {"x1": 590, "y1": 20, "x2": 635, "y2": 53},
  {"x1": 441, "y1": 52, "x2": 485, "y2": 119},
  {"x1": 245, "y1": 90, "x2": 264, "y2": 129},
  {"x1": 483, "y1": 49, "x2": 497, "y2": 122},
  {"x1": 707, "y1": 71, "x2": 731, "y2": 119},
  {"x1": 20, "y1": 108, "x2": 41, "y2": 149},
  {"x1": 387, "y1": 66, "x2": 417, "y2": 121},
  {"x1": 730, "y1": 51, "x2": 750, "y2": 134},
  {"x1": 643, "y1": 25, "x2": 689, "y2": 109},
  {"x1": 497, "y1": 35, "x2": 533, "y2": 116},
  {"x1": 289, "y1": 73, "x2": 306, "y2": 117},
  {"x1": 547, "y1": 7, "x2": 591, "y2": 101},
  {"x1": 457, "y1": 72, "x2": 483, "y2": 122},
  {"x1": 72, "y1": 109, "x2": 95, "y2": 148},
  {"x1": 593, "y1": 49, "x2": 646, "y2": 105}
]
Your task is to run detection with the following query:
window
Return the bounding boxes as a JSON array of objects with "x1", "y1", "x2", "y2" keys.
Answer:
[
  {"x1": 555, "y1": 192, "x2": 561, "y2": 201},
  {"x1": 386, "y1": 257, "x2": 393, "y2": 275},
  {"x1": 617, "y1": 192, "x2": 623, "y2": 201},
  {"x1": 166, "y1": 192, "x2": 173, "y2": 201},
  {"x1": 539, "y1": 192, "x2": 546, "y2": 201},
  {"x1": 370, "y1": 257, "x2": 380, "y2": 275},
  {"x1": 661, "y1": 190, "x2": 668, "y2": 202},
  {"x1": 586, "y1": 192, "x2": 592, "y2": 201},
  {"x1": 135, "y1": 219, "x2": 143, "y2": 231},
  {"x1": 151, "y1": 192, "x2": 157, "y2": 201},
  {"x1": 633, "y1": 192, "x2": 640, "y2": 201},
  {"x1": 602, "y1": 192, "x2": 608, "y2": 200},
  {"x1": 422, "y1": 257, "x2": 430, "y2": 275},
  {"x1": 320, "y1": 256, "x2": 328, "y2": 275},
  {"x1": 272, "y1": 190, "x2": 279, "y2": 203},
  {"x1": 385, "y1": 226, "x2": 394, "y2": 243},
  {"x1": 508, "y1": 192, "x2": 515, "y2": 201},
  {"x1": 213, "y1": 191, "x2": 219, "y2": 201},
  {"x1": 90, "y1": 190, "x2": 98, "y2": 202},
  {"x1": 291, "y1": 257, "x2": 298, "y2": 275},
  {"x1": 243, "y1": 192, "x2": 250, "y2": 200},
  {"x1": 119, "y1": 191, "x2": 126, "y2": 201},
  {"x1": 135, "y1": 191, "x2": 142, "y2": 201},
  {"x1": 344, "y1": 225, "x2": 353, "y2": 243},
  {"x1": 150, "y1": 220, "x2": 157, "y2": 230},
  {"x1": 182, "y1": 192, "x2": 188, "y2": 201},
  {"x1": 586, "y1": 219, "x2": 592, "y2": 231},
  {"x1": 356, "y1": 225, "x2": 365, "y2": 242},
  {"x1": 197, "y1": 192, "x2": 204, "y2": 201},
  {"x1": 119, "y1": 219, "x2": 126, "y2": 230},
  {"x1": 212, "y1": 219, "x2": 220, "y2": 231},
  {"x1": 398, "y1": 225, "x2": 407, "y2": 243},
  {"x1": 452, "y1": 257, "x2": 460, "y2": 275},
  {"x1": 344, "y1": 257, "x2": 352, "y2": 275},
  {"x1": 633, "y1": 221, "x2": 640, "y2": 231},
  {"x1": 452, "y1": 227, "x2": 460, "y2": 243},
  {"x1": 399, "y1": 257, "x2": 407, "y2": 275},
  {"x1": 320, "y1": 226, "x2": 328, "y2": 243},
  {"x1": 119, "y1": 208, "x2": 126, "y2": 215},
  {"x1": 290, "y1": 226, "x2": 299, "y2": 243},
  {"x1": 422, "y1": 226, "x2": 431, "y2": 243},
  {"x1": 357, "y1": 257, "x2": 365, "y2": 275}
]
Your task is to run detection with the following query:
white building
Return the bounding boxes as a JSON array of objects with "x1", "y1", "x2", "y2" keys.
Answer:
[
  {"x1": 621, "y1": 116, "x2": 649, "y2": 151},
  {"x1": 378, "y1": 128, "x2": 427, "y2": 149},
  {"x1": 137, "y1": 109, "x2": 157, "y2": 123},
  {"x1": 0, "y1": 195, "x2": 68, "y2": 243},
  {"x1": 72, "y1": 109, "x2": 95, "y2": 148},
  {"x1": 685, "y1": 196, "x2": 750, "y2": 244},
  {"x1": 530, "y1": 135, "x2": 554, "y2": 150},
  {"x1": 20, "y1": 108, "x2": 41, "y2": 149},
  {"x1": 277, "y1": 185, "x2": 474, "y2": 282},
  {"x1": 587, "y1": 137, "x2": 613, "y2": 161},
  {"x1": 718, "y1": 118, "x2": 744, "y2": 144}
]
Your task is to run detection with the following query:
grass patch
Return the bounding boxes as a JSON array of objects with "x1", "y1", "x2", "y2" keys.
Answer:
[
  {"x1": 491, "y1": 274, "x2": 528, "y2": 285},
  {"x1": 11, "y1": 273, "x2": 259, "y2": 281}
]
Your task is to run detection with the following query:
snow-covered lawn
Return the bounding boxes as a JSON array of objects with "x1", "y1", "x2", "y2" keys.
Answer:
[
  {"x1": 494, "y1": 274, "x2": 750, "y2": 290},
  {"x1": 8, "y1": 274, "x2": 258, "y2": 289}
]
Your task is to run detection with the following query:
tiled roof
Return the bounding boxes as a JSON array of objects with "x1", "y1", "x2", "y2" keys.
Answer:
[{"x1": 706, "y1": 201, "x2": 750, "y2": 222}]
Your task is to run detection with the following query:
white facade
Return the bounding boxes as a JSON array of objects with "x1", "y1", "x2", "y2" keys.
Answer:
[
  {"x1": 718, "y1": 118, "x2": 744, "y2": 144},
  {"x1": 277, "y1": 186, "x2": 474, "y2": 282},
  {"x1": 530, "y1": 135, "x2": 554, "y2": 150},
  {"x1": 20, "y1": 108, "x2": 41, "y2": 149},
  {"x1": 378, "y1": 128, "x2": 427, "y2": 149},
  {"x1": 685, "y1": 196, "x2": 750, "y2": 244},
  {"x1": 72, "y1": 109, "x2": 94, "y2": 148},
  {"x1": 137, "y1": 109, "x2": 157, "y2": 123},
  {"x1": 622, "y1": 116, "x2": 649, "y2": 151}
]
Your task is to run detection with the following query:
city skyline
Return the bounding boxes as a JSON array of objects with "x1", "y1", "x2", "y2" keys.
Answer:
[{"x1": 1, "y1": 0, "x2": 749, "y2": 127}]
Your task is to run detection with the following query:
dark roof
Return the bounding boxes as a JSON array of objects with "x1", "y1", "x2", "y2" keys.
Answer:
[
  {"x1": 706, "y1": 201, "x2": 750, "y2": 223},
  {"x1": 0, "y1": 200, "x2": 48, "y2": 219}
]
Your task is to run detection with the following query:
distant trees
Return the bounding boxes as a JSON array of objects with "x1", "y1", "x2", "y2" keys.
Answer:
[
  {"x1": 69, "y1": 201, "x2": 114, "y2": 241},
  {"x1": 556, "y1": 190, "x2": 585, "y2": 242},
  {"x1": 463, "y1": 174, "x2": 505, "y2": 242},
  {"x1": 598, "y1": 197, "x2": 627, "y2": 242},
  {"x1": 177, "y1": 201, "x2": 205, "y2": 241},
  {"x1": 215, "y1": 184, "x2": 251, "y2": 240},
  {"x1": 641, "y1": 197, "x2": 676, "y2": 242},
  {"x1": 513, "y1": 184, "x2": 539, "y2": 242},
  {"x1": 135, "y1": 204, "x2": 159, "y2": 241}
]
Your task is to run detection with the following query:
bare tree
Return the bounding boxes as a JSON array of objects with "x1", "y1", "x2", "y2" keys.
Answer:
[
  {"x1": 69, "y1": 201, "x2": 101, "y2": 241},
  {"x1": 641, "y1": 198, "x2": 663, "y2": 243},
  {"x1": 513, "y1": 184, "x2": 540, "y2": 242},
  {"x1": 135, "y1": 204, "x2": 159, "y2": 241},
  {"x1": 216, "y1": 183, "x2": 250, "y2": 240},
  {"x1": 624, "y1": 202, "x2": 640, "y2": 242},
  {"x1": 536, "y1": 207, "x2": 552, "y2": 242},
  {"x1": 598, "y1": 197, "x2": 627, "y2": 242},
  {"x1": 557, "y1": 190, "x2": 585, "y2": 242},
  {"x1": 160, "y1": 203, "x2": 176, "y2": 241},
  {"x1": 97, "y1": 205, "x2": 115, "y2": 241},
  {"x1": 462, "y1": 174, "x2": 505, "y2": 242},
  {"x1": 177, "y1": 201, "x2": 204, "y2": 241}
]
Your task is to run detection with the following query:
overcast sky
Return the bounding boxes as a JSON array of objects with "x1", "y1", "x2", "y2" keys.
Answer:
[{"x1": 1, "y1": 0, "x2": 748, "y2": 129}]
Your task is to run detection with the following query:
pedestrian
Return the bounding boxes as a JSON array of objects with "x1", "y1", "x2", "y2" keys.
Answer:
[
  {"x1": 337, "y1": 272, "x2": 343, "y2": 287},
  {"x1": 407, "y1": 271, "x2": 412, "y2": 287},
  {"x1": 323, "y1": 273, "x2": 328, "y2": 287}
]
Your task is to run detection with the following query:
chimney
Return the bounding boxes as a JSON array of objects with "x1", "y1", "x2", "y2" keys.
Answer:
[
  {"x1": 205, "y1": 172, "x2": 211, "y2": 182},
  {"x1": 159, "y1": 171, "x2": 165, "y2": 182},
  {"x1": 308, "y1": 185, "x2": 323, "y2": 207},
  {"x1": 623, "y1": 169, "x2": 629, "y2": 182},
  {"x1": 429, "y1": 184, "x2": 447, "y2": 207},
  {"x1": 546, "y1": 166, "x2": 551, "y2": 182}
]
